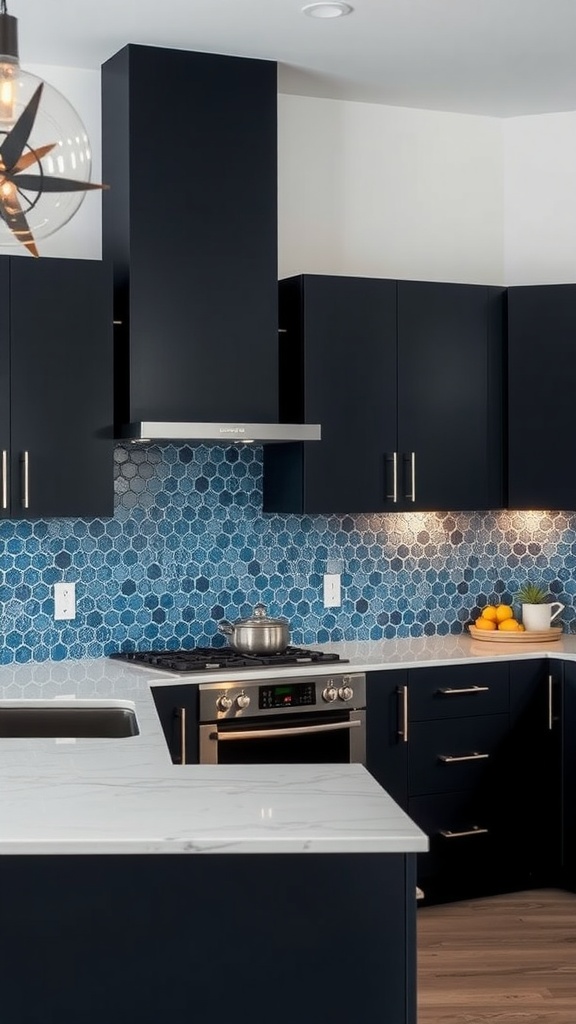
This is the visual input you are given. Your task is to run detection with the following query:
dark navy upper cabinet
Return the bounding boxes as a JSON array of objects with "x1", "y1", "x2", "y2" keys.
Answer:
[
  {"x1": 508, "y1": 284, "x2": 576, "y2": 510},
  {"x1": 101, "y1": 45, "x2": 278, "y2": 430},
  {"x1": 397, "y1": 281, "x2": 504, "y2": 512},
  {"x1": 0, "y1": 256, "x2": 113, "y2": 519},
  {"x1": 263, "y1": 275, "x2": 397, "y2": 514},
  {"x1": 263, "y1": 275, "x2": 504, "y2": 514}
]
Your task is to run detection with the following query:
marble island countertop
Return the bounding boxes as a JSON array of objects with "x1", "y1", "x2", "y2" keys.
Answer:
[{"x1": 2, "y1": 632, "x2": 575, "y2": 857}]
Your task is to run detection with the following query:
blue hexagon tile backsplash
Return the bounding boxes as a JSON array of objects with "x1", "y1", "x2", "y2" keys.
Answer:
[{"x1": 0, "y1": 444, "x2": 575, "y2": 663}]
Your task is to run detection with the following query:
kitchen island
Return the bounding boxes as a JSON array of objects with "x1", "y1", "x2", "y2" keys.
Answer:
[
  {"x1": 0, "y1": 654, "x2": 427, "y2": 1024},
  {"x1": 2, "y1": 634, "x2": 576, "y2": 1024}
]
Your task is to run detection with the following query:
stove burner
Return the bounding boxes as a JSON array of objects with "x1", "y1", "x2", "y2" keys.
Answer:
[{"x1": 110, "y1": 646, "x2": 346, "y2": 673}]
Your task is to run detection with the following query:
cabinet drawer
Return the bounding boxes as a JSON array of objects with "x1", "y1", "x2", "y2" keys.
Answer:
[
  {"x1": 408, "y1": 662, "x2": 509, "y2": 721},
  {"x1": 409, "y1": 713, "x2": 509, "y2": 796},
  {"x1": 409, "y1": 790, "x2": 509, "y2": 892}
]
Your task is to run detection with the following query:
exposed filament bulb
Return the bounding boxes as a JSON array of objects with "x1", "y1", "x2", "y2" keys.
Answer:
[{"x1": 0, "y1": 58, "x2": 17, "y2": 124}]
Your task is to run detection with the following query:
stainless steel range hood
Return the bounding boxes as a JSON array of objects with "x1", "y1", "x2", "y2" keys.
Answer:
[{"x1": 119, "y1": 422, "x2": 321, "y2": 444}]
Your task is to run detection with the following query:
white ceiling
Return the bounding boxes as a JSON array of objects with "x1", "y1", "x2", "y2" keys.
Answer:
[{"x1": 11, "y1": 0, "x2": 576, "y2": 118}]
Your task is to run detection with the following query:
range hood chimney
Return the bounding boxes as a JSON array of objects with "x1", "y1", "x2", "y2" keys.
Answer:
[{"x1": 102, "y1": 45, "x2": 320, "y2": 446}]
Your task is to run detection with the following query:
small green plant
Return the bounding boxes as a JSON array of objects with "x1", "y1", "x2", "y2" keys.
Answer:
[{"x1": 516, "y1": 581, "x2": 550, "y2": 605}]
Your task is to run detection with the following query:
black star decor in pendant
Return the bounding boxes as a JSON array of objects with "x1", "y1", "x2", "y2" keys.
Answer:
[{"x1": 0, "y1": 82, "x2": 107, "y2": 256}]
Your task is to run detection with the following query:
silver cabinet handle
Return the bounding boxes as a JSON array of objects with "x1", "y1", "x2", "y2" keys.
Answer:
[
  {"x1": 401, "y1": 452, "x2": 414, "y2": 499},
  {"x1": 179, "y1": 707, "x2": 187, "y2": 765},
  {"x1": 548, "y1": 674, "x2": 553, "y2": 731},
  {"x1": 438, "y1": 752, "x2": 490, "y2": 763},
  {"x1": 20, "y1": 451, "x2": 29, "y2": 509},
  {"x1": 213, "y1": 719, "x2": 361, "y2": 742},
  {"x1": 386, "y1": 452, "x2": 398, "y2": 503},
  {"x1": 1, "y1": 449, "x2": 7, "y2": 510},
  {"x1": 437, "y1": 686, "x2": 489, "y2": 695},
  {"x1": 397, "y1": 685, "x2": 408, "y2": 743},
  {"x1": 440, "y1": 827, "x2": 489, "y2": 839}
]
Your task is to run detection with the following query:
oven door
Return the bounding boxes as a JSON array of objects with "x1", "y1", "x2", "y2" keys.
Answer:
[{"x1": 199, "y1": 710, "x2": 366, "y2": 765}]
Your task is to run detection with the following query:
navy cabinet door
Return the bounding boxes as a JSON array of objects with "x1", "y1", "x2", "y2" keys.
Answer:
[
  {"x1": 562, "y1": 660, "x2": 576, "y2": 889},
  {"x1": 506, "y1": 659, "x2": 562, "y2": 885},
  {"x1": 264, "y1": 275, "x2": 397, "y2": 514},
  {"x1": 508, "y1": 284, "x2": 576, "y2": 509},
  {"x1": 0, "y1": 259, "x2": 9, "y2": 519},
  {"x1": 365, "y1": 670, "x2": 409, "y2": 807},
  {"x1": 9, "y1": 258, "x2": 113, "y2": 519},
  {"x1": 397, "y1": 281, "x2": 504, "y2": 511},
  {"x1": 151, "y1": 685, "x2": 199, "y2": 765}
]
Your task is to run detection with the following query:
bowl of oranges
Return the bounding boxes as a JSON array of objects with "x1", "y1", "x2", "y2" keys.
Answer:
[{"x1": 468, "y1": 604, "x2": 562, "y2": 642}]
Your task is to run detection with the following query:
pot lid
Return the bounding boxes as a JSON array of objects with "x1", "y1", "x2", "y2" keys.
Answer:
[{"x1": 233, "y1": 603, "x2": 288, "y2": 628}]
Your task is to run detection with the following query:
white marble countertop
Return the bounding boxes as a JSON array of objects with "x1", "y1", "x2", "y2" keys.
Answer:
[{"x1": 1, "y1": 633, "x2": 573, "y2": 856}]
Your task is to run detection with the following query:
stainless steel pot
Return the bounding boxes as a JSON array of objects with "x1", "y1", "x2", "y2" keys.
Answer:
[{"x1": 218, "y1": 603, "x2": 290, "y2": 654}]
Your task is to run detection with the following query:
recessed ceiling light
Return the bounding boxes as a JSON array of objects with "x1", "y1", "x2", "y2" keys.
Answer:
[{"x1": 301, "y1": 3, "x2": 354, "y2": 18}]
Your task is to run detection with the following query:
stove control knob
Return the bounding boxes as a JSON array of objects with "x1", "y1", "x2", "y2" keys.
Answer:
[
  {"x1": 236, "y1": 692, "x2": 251, "y2": 710},
  {"x1": 338, "y1": 685, "x2": 354, "y2": 702},
  {"x1": 322, "y1": 684, "x2": 338, "y2": 703},
  {"x1": 216, "y1": 694, "x2": 233, "y2": 712}
]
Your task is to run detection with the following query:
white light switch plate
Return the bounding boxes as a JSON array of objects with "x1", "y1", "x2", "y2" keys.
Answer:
[
  {"x1": 54, "y1": 582, "x2": 76, "y2": 620},
  {"x1": 323, "y1": 573, "x2": 341, "y2": 608}
]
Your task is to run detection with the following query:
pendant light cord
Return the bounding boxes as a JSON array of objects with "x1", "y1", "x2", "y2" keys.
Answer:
[{"x1": 0, "y1": 2, "x2": 7, "y2": 16}]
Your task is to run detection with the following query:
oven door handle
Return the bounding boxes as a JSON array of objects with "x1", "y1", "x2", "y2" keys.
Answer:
[{"x1": 211, "y1": 719, "x2": 362, "y2": 742}]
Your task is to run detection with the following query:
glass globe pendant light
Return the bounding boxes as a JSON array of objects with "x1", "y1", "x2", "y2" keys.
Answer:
[{"x1": 0, "y1": 0, "x2": 106, "y2": 256}]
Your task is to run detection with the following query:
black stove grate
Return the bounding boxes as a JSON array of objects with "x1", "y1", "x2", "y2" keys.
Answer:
[{"x1": 110, "y1": 646, "x2": 347, "y2": 673}]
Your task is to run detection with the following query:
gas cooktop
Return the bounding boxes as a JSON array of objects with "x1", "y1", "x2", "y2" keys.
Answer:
[{"x1": 110, "y1": 646, "x2": 348, "y2": 674}]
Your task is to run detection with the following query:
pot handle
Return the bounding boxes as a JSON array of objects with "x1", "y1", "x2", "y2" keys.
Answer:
[{"x1": 218, "y1": 621, "x2": 234, "y2": 636}]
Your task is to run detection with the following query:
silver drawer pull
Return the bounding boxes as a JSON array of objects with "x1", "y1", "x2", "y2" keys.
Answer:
[
  {"x1": 545, "y1": 675, "x2": 553, "y2": 733},
  {"x1": 397, "y1": 684, "x2": 408, "y2": 743},
  {"x1": 386, "y1": 452, "x2": 398, "y2": 503},
  {"x1": 21, "y1": 450, "x2": 29, "y2": 509},
  {"x1": 440, "y1": 826, "x2": 489, "y2": 839},
  {"x1": 437, "y1": 686, "x2": 489, "y2": 695},
  {"x1": 1, "y1": 449, "x2": 7, "y2": 510},
  {"x1": 179, "y1": 707, "x2": 187, "y2": 766},
  {"x1": 438, "y1": 752, "x2": 490, "y2": 763}
]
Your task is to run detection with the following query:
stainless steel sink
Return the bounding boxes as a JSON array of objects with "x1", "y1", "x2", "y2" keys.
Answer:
[{"x1": 0, "y1": 700, "x2": 139, "y2": 738}]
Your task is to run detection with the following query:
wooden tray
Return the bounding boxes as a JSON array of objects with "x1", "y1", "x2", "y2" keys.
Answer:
[{"x1": 468, "y1": 624, "x2": 563, "y2": 643}]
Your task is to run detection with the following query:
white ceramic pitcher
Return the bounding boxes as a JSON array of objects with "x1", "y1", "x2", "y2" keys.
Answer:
[{"x1": 522, "y1": 602, "x2": 565, "y2": 631}]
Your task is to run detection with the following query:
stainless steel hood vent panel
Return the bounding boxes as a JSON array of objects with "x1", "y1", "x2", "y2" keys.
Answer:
[{"x1": 119, "y1": 422, "x2": 321, "y2": 444}]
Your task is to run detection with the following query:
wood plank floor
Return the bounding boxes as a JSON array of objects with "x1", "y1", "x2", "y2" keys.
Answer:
[{"x1": 417, "y1": 889, "x2": 576, "y2": 1024}]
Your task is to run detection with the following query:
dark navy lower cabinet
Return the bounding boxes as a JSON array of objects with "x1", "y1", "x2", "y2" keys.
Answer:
[
  {"x1": 366, "y1": 658, "x2": 569, "y2": 904},
  {"x1": 366, "y1": 670, "x2": 409, "y2": 808},
  {"x1": 507, "y1": 659, "x2": 562, "y2": 886},
  {"x1": 562, "y1": 660, "x2": 576, "y2": 890},
  {"x1": 0, "y1": 853, "x2": 417, "y2": 1024},
  {"x1": 150, "y1": 685, "x2": 199, "y2": 764}
]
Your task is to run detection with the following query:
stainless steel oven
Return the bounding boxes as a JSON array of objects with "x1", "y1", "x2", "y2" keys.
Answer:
[{"x1": 198, "y1": 672, "x2": 366, "y2": 765}]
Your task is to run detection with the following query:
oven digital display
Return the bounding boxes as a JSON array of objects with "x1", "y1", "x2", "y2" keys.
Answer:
[{"x1": 259, "y1": 682, "x2": 316, "y2": 709}]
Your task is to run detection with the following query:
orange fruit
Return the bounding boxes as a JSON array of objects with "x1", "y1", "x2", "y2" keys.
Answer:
[
  {"x1": 481, "y1": 606, "x2": 498, "y2": 622},
  {"x1": 517, "y1": 624, "x2": 526, "y2": 631},
  {"x1": 498, "y1": 618, "x2": 520, "y2": 631},
  {"x1": 495, "y1": 604, "x2": 514, "y2": 622},
  {"x1": 474, "y1": 617, "x2": 497, "y2": 631}
]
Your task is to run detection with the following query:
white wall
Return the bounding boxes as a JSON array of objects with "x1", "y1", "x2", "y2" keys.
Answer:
[
  {"x1": 503, "y1": 112, "x2": 576, "y2": 285},
  {"x1": 278, "y1": 94, "x2": 505, "y2": 284}
]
